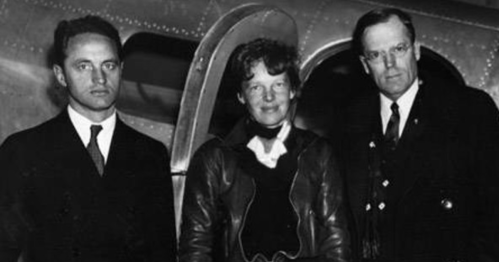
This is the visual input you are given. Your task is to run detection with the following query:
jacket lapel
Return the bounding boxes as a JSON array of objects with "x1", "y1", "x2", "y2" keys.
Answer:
[
  {"x1": 344, "y1": 93, "x2": 382, "y2": 227},
  {"x1": 390, "y1": 81, "x2": 438, "y2": 204},
  {"x1": 46, "y1": 111, "x2": 98, "y2": 176},
  {"x1": 35, "y1": 112, "x2": 101, "y2": 209},
  {"x1": 103, "y1": 119, "x2": 135, "y2": 179}
]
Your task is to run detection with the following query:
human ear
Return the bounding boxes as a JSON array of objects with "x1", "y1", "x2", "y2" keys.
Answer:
[
  {"x1": 414, "y1": 41, "x2": 421, "y2": 61},
  {"x1": 237, "y1": 92, "x2": 245, "y2": 104},
  {"x1": 53, "y1": 65, "x2": 67, "y2": 87},
  {"x1": 360, "y1": 57, "x2": 370, "y2": 75}
]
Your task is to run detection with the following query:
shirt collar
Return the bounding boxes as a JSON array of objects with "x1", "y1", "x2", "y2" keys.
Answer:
[
  {"x1": 380, "y1": 78, "x2": 419, "y2": 134},
  {"x1": 67, "y1": 105, "x2": 116, "y2": 161},
  {"x1": 246, "y1": 120, "x2": 291, "y2": 169}
]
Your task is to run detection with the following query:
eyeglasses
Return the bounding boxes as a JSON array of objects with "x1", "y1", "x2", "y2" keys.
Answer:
[{"x1": 362, "y1": 43, "x2": 412, "y2": 64}]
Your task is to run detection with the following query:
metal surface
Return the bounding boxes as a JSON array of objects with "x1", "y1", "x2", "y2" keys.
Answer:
[
  {"x1": 1, "y1": 0, "x2": 499, "y2": 233},
  {"x1": 1, "y1": 0, "x2": 498, "y2": 151}
]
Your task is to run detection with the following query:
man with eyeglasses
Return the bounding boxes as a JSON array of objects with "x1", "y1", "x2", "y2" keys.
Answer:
[{"x1": 339, "y1": 7, "x2": 499, "y2": 262}]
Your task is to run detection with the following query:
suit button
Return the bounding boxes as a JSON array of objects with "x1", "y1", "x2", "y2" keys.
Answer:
[
  {"x1": 441, "y1": 198, "x2": 453, "y2": 210},
  {"x1": 72, "y1": 247, "x2": 80, "y2": 257}
]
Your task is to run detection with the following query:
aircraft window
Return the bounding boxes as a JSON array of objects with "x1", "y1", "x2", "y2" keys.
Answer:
[
  {"x1": 295, "y1": 46, "x2": 464, "y2": 142},
  {"x1": 119, "y1": 33, "x2": 198, "y2": 124}
]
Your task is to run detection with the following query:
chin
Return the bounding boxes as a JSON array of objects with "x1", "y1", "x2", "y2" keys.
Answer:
[{"x1": 262, "y1": 120, "x2": 284, "y2": 128}]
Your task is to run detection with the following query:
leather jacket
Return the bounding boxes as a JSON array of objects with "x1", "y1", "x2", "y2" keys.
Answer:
[{"x1": 179, "y1": 121, "x2": 350, "y2": 262}]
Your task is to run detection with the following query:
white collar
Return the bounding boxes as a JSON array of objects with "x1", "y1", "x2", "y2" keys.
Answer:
[
  {"x1": 246, "y1": 120, "x2": 291, "y2": 169},
  {"x1": 67, "y1": 106, "x2": 116, "y2": 162},
  {"x1": 380, "y1": 78, "x2": 419, "y2": 136}
]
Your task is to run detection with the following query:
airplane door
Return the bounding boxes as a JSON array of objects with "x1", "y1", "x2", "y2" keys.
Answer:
[
  {"x1": 171, "y1": 4, "x2": 297, "y2": 173},
  {"x1": 169, "y1": 3, "x2": 298, "y2": 230}
]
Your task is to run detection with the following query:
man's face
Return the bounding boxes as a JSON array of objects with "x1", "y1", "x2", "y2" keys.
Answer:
[
  {"x1": 237, "y1": 61, "x2": 295, "y2": 128},
  {"x1": 360, "y1": 16, "x2": 420, "y2": 101},
  {"x1": 53, "y1": 33, "x2": 122, "y2": 121}
]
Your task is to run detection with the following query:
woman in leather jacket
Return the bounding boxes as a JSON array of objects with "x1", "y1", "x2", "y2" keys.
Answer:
[{"x1": 179, "y1": 38, "x2": 350, "y2": 262}]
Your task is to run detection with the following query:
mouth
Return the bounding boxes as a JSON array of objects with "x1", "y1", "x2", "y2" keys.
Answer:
[
  {"x1": 385, "y1": 74, "x2": 401, "y2": 81},
  {"x1": 90, "y1": 89, "x2": 110, "y2": 96},
  {"x1": 261, "y1": 106, "x2": 279, "y2": 113}
]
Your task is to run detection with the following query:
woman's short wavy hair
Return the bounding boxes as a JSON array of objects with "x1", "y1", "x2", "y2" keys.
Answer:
[{"x1": 229, "y1": 38, "x2": 301, "y2": 92}]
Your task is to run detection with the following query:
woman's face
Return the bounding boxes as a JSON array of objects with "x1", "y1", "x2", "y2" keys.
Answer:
[{"x1": 237, "y1": 61, "x2": 295, "y2": 128}]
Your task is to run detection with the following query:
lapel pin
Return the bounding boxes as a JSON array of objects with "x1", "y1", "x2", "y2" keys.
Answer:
[{"x1": 441, "y1": 198, "x2": 453, "y2": 210}]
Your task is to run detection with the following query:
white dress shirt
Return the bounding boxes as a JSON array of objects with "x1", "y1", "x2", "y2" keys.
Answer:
[
  {"x1": 68, "y1": 106, "x2": 116, "y2": 163},
  {"x1": 380, "y1": 78, "x2": 419, "y2": 137}
]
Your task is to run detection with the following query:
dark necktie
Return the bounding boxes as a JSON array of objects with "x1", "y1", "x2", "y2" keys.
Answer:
[
  {"x1": 384, "y1": 102, "x2": 400, "y2": 149},
  {"x1": 363, "y1": 102, "x2": 400, "y2": 259},
  {"x1": 87, "y1": 125, "x2": 105, "y2": 175}
]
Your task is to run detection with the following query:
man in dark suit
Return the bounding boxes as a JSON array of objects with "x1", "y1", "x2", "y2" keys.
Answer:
[
  {"x1": 341, "y1": 8, "x2": 499, "y2": 262},
  {"x1": 0, "y1": 15, "x2": 177, "y2": 262}
]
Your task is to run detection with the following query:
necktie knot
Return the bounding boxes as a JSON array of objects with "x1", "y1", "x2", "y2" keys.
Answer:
[
  {"x1": 390, "y1": 102, "x2": 399, "y2": 114},
  {"x1": 87, "y1": 125, "x2": 104, "y2": 175},
  {"x1": 90, "y1": 125, "x2": 102, "y2": 139}
]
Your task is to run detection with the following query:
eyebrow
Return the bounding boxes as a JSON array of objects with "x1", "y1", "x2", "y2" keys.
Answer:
[
  {"x1": 364, "y1": 42, "x2": 409, "y2": 52},
  {"x1": 72, "y1": 57, "x2": 119, "y2": 64}
]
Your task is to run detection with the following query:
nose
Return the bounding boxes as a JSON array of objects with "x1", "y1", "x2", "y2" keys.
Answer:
[
  {"x1": 383, "y1": 52, "x2": 396, "y2": 68},
  {"x1": 92, "y1": 68, "x2": 106, "y2": 85},
  {"x1": 262, "y1": 87, "x2": 275, "y2": 102}
]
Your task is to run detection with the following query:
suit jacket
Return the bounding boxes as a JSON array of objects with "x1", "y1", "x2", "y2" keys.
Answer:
[
  {"x1": 0, "y1": 111, "x2": 177, "y2": 262},
  {"x1": 340, "y1": 74, "x2": 499, "y2": 262}
]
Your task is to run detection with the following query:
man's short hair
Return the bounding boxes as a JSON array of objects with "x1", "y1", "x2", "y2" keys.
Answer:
[
  {"x1": 53, "y1": 15, "x2": 123, "y2": 66},
  {"x1": 229, "y1": 38, "x2": 301, "y2": 92},
  {"x1": 352, "y1": 8, "x2": 416, "y2": 55}
]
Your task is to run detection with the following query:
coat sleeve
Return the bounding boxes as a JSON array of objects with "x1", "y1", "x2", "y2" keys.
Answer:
[
  {"x1": 319, "y1": 143, "x2": 351, "y2": 262},
  {"x1": 140, "y1": 142, "x2": 178, "y2": 262},
  {"x1": 0, "y1": 136, "x2": 26, "y2": 262},
  {"x1": 179, "y1": 140, "x2": 223, "y2": 262},
  {"x1": 469, "y1": 91, "x2": 499, "y2": 262},
  {"x1": 304, "y1": 140, "x2": 350, "y2": 262}
]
